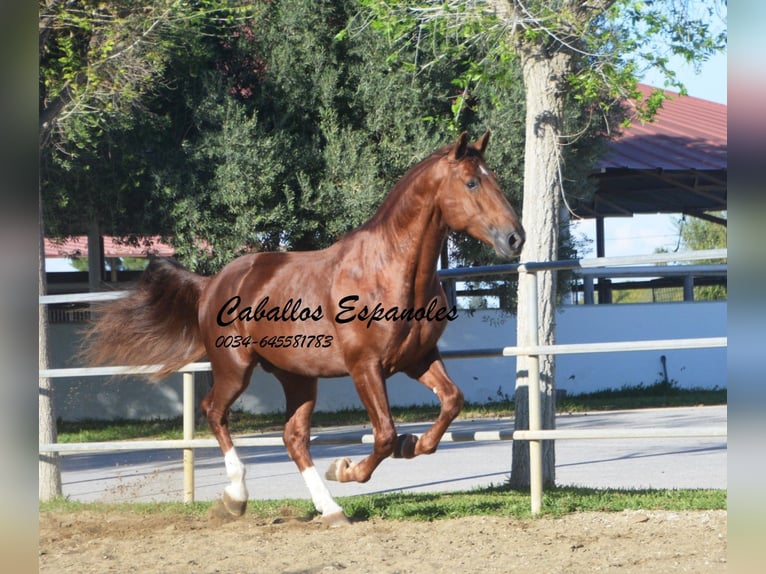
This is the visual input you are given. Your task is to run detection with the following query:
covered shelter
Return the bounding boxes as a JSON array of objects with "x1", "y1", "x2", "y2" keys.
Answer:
[{"x1": 569, "y1": 83, "x2": 727, "y2": 258}]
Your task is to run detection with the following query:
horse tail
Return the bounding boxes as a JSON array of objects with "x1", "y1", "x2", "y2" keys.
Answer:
[{"x1": 82, "y1": 257, "x2": 211, "y2": 380}]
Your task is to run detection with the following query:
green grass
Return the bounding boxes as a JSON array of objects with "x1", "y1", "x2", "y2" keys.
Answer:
[
  {"x1": 558, "y1": 380, "x2": 726, "y2": 412},
  {"x1": 46, "y1": 381, "x2": 726, "y2": 524},
  {"x1": 40, "y1": 485, "x2": 726, "y2": 521},
  {"x1": 56, "y1": 381, "x2": 726, "y2": 444}
]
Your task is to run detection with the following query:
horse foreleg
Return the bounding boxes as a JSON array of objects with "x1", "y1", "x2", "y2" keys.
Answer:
[
  {"x1": 277, "y1": 373, "x2": 349, "y2": 527},
  {"x1": 405, "y1": 353, "x2": 464, "y2": 457},
  {"x1": 325, "y1": 364, "x2": 397, "y2": 484}
]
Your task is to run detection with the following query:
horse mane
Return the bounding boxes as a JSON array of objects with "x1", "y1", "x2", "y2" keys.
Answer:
[
  {"x1": 356, "y1": 141, "x2": 484, "y2": 241},
  {"x1": 359, "y1": 144, "x2": 452, "y2": 236}
]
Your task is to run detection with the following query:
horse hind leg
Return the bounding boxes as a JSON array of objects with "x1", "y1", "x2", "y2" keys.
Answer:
[
  {"x1": 202, "y1": 358, "x2": 254, "y2": 521},
  {"x1": 277, "y1": 372, "x2": 349, "y2": 527}
]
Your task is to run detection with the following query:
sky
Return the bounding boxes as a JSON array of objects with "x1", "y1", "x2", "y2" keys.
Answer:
[{"x1": 570, "y1": 49, "x2": 727, "y2": 259}]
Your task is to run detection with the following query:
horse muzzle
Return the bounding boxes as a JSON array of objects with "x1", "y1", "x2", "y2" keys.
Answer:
[{"x1": 491, "y1": 228, "x2": 525, "y2": 259}]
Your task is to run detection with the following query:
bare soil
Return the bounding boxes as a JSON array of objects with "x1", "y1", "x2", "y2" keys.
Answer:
[{"x1": 39, "y1": 508, "x2": 726, "y2": 573}]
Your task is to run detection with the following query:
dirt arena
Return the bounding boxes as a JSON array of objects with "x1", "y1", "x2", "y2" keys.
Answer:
[{"x1": 39, "y1": 508, "x2": 726, "y2": 573}]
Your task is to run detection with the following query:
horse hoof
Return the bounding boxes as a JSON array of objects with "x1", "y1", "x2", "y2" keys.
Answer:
[
  {"x1": 325, "y1": 457, "x2": 352, "y2": 481},
  {"x1": 322, "y1": 511, "x2": 351, "y2": 528},
  {"x1": 223, "y1": 491, "x2": 248, "y2": 517},
  {"x1": 392, "y1": 433, "x2": 418, "y2": 459},
  {"x1": 209, "y1": 491, "x2": 247, "y2": 522},
  {"x1": 209, "y1": 499, "x2": 239, "y2": 524}
]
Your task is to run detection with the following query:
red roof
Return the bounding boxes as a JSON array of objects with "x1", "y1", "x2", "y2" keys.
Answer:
[
  {"x1": 598, "y1": 84, "x2": 727, "y2": 171},
  {"x1": 45, "y1": 236, "x2": 175, "y2": 259},
  {"x1": 572, "y1": 84, "x2": 727, "y2": 219}
]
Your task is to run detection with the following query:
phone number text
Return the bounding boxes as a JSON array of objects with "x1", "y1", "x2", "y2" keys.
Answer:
[{"x1": 214, "y1": 334, "x2": 333, "y2": 349}]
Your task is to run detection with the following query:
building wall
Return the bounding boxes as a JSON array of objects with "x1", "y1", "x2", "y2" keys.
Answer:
[{"x1": 50, "y1": 301, "x2": 726, "y2": 420}]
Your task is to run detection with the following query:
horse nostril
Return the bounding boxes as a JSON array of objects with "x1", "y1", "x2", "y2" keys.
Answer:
[{"x1": 508, "y1": 232, "x2": 525, "y2": 251}]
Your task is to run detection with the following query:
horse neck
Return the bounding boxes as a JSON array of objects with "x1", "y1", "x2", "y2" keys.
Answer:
[{"x1": 360, "y1": 159, "x2": 447, "y2": 294}]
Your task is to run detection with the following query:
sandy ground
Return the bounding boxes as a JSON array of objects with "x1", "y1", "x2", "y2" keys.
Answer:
[{"x1": 39, "y1": 508, "x2": 726, "y2": 573}]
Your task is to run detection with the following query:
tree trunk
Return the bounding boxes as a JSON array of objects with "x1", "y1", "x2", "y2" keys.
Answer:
[
  {"x1": 39, "y1": 187, "x2": 61, "y2": 501},
  {"x1": 87, "y1": 217, "x2": 103, "y2": 292},
  {"x1": 509, "y1": 47, "x2": 569, "y2": 489}
]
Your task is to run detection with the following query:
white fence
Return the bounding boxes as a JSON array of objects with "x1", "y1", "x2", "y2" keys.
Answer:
[
  {"x1": 45, "y1": 300, "x2": 727, "y2": 419},
  {"x1": 39, "y1": 249, "x2": 727, "y2": 513}
]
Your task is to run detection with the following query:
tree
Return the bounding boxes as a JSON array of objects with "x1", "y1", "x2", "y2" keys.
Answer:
[
  {"x1": 40, "y1": 0, "x2": 261, "y2": 283},
  {"x1": 359, "y1": 0, "x2": 726, "y2": 488},
  {"x1": 678, "y1": 213, "x2": 727, "y2": 252},
  {"x1": 676, "y1": 212, "x2": 727, "y2": 300},
  {"x1": 38, "y1": 194, "x2": 61, "y2": 502},
  {"x1": 147, "y1": 0, "x2": 533, "y2": 273},
  {"x1": 38, "y1": 0, "x2": 260, "y2": 500}
]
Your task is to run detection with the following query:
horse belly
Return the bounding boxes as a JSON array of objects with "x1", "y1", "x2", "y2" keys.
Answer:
[
  {"x1": 215, "y1": 303, "x2": 349, "y2": 378},
  {"x1": 250, "y1": 329, "x2": 349, "y2": 378}
]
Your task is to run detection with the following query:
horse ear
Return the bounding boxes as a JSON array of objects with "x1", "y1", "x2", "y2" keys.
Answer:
[
  {"x1": 476, "y1": 130, "x2": 491, "y2": 156},
  {"x1": 452, "y1": 131, "x2": 469, "y2": 160}
]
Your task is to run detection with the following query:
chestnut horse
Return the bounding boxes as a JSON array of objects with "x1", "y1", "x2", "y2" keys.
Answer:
[{"x1": 85, "y1": 131, "x2": 524, "y2": 526}]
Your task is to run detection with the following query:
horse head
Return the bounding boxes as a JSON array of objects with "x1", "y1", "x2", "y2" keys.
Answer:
[{"x1": 436, "y1": 131, "x2": 525, "y2": 259}]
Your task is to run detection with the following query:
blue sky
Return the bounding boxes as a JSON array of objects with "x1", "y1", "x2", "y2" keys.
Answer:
[{"x1": 570, "y1": 49, "x2": 727, "y2": 259}]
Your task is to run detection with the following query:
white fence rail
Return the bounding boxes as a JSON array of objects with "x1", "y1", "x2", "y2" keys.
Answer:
[{"x1": 39, "y1": 249, "x2": 727, "y2": 513}]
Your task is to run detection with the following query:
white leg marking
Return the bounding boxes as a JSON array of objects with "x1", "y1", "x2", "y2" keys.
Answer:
[
  {"x1": 224, "y1": 448, "x2": 248, "y2": 502},
  {"x1": 301, "y1": 466, "x2": 343, "y2": 516}
]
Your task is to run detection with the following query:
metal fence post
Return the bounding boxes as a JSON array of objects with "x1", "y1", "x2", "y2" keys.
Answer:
[
  {"x1": 683, "y1": 274, "x2": 695, "y2": 301},
  {"x1": 583, "y1": 275, "x2": 594, "y2": 305},
  {"x1": 520, "y1": 267, "x2": 543, "y2": 515},
  {"x1": 183, "y1": 372, "x2": 195, "y2": 503}
]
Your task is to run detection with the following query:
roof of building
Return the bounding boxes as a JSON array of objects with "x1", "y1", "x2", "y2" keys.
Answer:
[
  {"x1": 570, "y1": 84, "x2": 727, "y2": 220},
  {"x1": 45, "y1": 235, "x2": 175, "y2": 259}
]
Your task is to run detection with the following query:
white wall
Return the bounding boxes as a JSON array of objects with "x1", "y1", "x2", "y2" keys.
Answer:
[
  {"x1": 50, "y1": 301, "x2": 726, "y2": 420},
  {"x1": 555, "y1": 302, "x2": 726, "y2": 394}
]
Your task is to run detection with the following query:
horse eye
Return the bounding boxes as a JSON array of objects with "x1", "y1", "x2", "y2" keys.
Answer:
[{"x1": 466, "y1": 178, "x2": 480, "y2": 191}]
